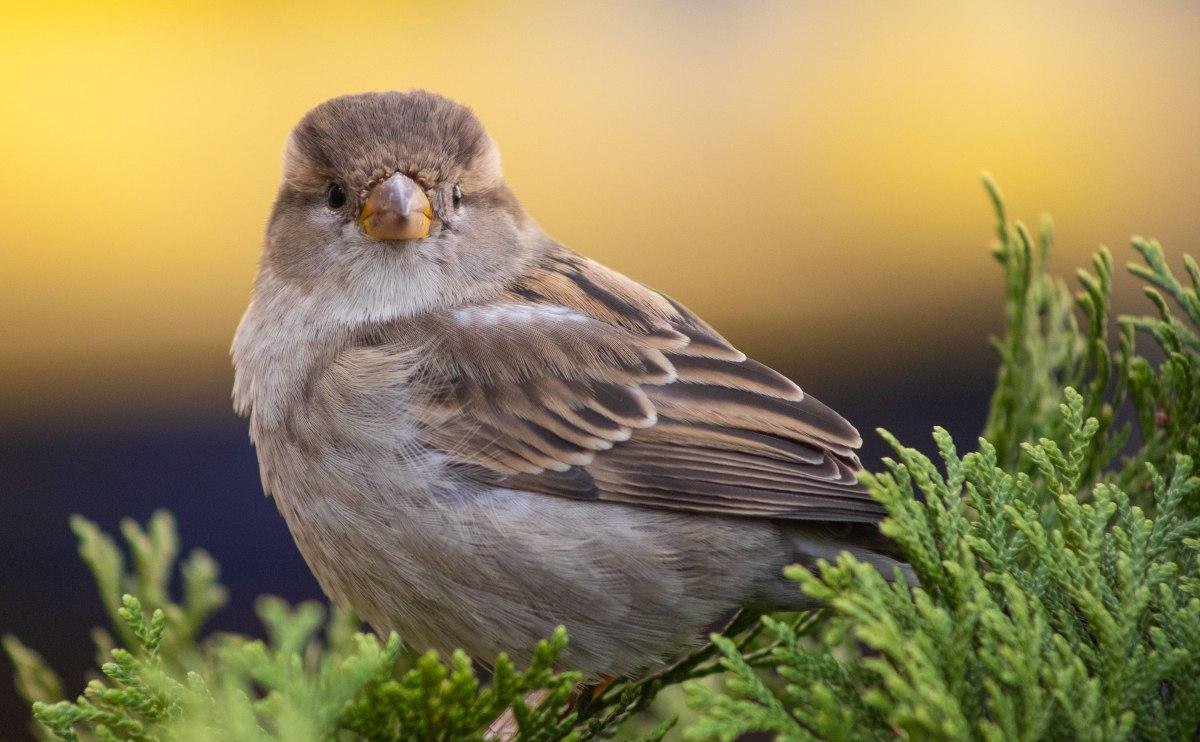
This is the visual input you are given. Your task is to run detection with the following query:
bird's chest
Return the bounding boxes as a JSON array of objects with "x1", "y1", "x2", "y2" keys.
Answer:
[
  {"x1": 251, "y1": 400, "x2": 455, "y2": 607},
  {"x1": 251, "y1": 400, "x2": 532, "y2": 656},
  {"x1": 241, "y1": 327, "x2": 489, "y2": 627},
  {"x1": 252, "y1": 351, "x2": 438, "y2": 516},
  {"x1": 256, "y1": 381, "x2": 443, "y2": 512}
]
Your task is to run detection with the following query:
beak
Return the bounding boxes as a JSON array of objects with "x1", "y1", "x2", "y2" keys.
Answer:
[{"x1": 359, "y1": 173, "x2": 432, "y2": 241}]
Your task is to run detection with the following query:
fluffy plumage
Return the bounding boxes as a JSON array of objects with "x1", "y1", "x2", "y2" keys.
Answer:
[{"x1": 233, "y1": 91, "x2": 901, "y2": 678}]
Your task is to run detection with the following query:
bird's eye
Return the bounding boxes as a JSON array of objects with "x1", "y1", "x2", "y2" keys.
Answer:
[
  {"x1": 326, "y1": 183, "x2": 347, "y2": 209},
  {"x1": 452, "y1": 183, "x2": 463, "y2": 207}
]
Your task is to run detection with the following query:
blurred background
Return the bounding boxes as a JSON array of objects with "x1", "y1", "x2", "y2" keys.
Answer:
[{"x1": 2, "y1": 0, "x2": 1198, "y2": 736}]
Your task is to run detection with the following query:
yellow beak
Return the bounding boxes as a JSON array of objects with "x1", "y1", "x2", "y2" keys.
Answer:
[{"x1": 359, "y1": 173, "x2": 432, "y2": 241}]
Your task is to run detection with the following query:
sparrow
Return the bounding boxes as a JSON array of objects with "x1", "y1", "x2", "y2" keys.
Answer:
[{"x1": 232, "y1": 90, "x2": 902, "y2": 680}]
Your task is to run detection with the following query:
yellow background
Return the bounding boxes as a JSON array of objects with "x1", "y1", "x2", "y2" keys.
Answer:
[{"x1": 3, "y1": 1, "x2": 1198, "y2": 423}]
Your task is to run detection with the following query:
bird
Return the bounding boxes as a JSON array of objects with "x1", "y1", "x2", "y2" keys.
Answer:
[{"x1": 232, "y1": 90, "x2": 903, "y2": 681}]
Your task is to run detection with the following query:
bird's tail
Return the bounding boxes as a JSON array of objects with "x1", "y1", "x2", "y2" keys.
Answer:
[{"x1": 789, "y1": 521, "x2": 916, "y2": 585}]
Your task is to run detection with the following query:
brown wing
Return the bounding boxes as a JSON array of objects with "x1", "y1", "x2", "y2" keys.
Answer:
[{"x1": 353, "y1": 246, "x2": 882, "y2": 523}]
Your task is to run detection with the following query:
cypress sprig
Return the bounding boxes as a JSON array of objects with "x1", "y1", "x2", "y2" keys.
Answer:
[{"x1": 684, "y1": 179, "x2": 1200, "y2": 742}]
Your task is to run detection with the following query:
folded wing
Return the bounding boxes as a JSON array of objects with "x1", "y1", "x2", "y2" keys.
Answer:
[{"x1": 344, "y1": 247, "x2": 883, "y2": 523}]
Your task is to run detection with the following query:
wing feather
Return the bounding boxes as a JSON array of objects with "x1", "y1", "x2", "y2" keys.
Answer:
[{"x1": 346, "y1": 245, "x2": 883, "y2": 523}]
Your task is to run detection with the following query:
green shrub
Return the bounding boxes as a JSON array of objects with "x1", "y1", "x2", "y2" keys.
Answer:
[
  {"x1": 684, "y1": 177, "x2": 1200, "y2": 741},
  {"x1": 6, "y1": 178, "x2": 1198, "y2": 740}
]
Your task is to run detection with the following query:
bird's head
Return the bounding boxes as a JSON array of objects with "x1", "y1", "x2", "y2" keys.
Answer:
[{"x1": 258, "y1": 90, "x2": 537, "y2": 321}]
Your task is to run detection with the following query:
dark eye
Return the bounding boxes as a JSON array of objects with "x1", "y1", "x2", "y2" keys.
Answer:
[
  {"x1": 452, "y1": 183, "x2": 463, "y2": 207},
  {"x1": 326, "y1": 183, "x2": 347, "y2": 209}
]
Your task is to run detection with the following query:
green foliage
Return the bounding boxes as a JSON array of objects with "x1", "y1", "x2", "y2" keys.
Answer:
[
  {"x1": 3, "y1": 511, "x2": 760, "y2": 741},
  {"x1": 683, "y1": 178, "x2": 1200, "y2": 741},
  {"x1": 4, "y1": 511, "x2": 598, "y2": 741},
  {"x1": 7, "y1": 180, "x2": 1200, "y2": 740},
  {"x1": 980, "y1": 174, "x2": 1122, "y2": 481}
]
